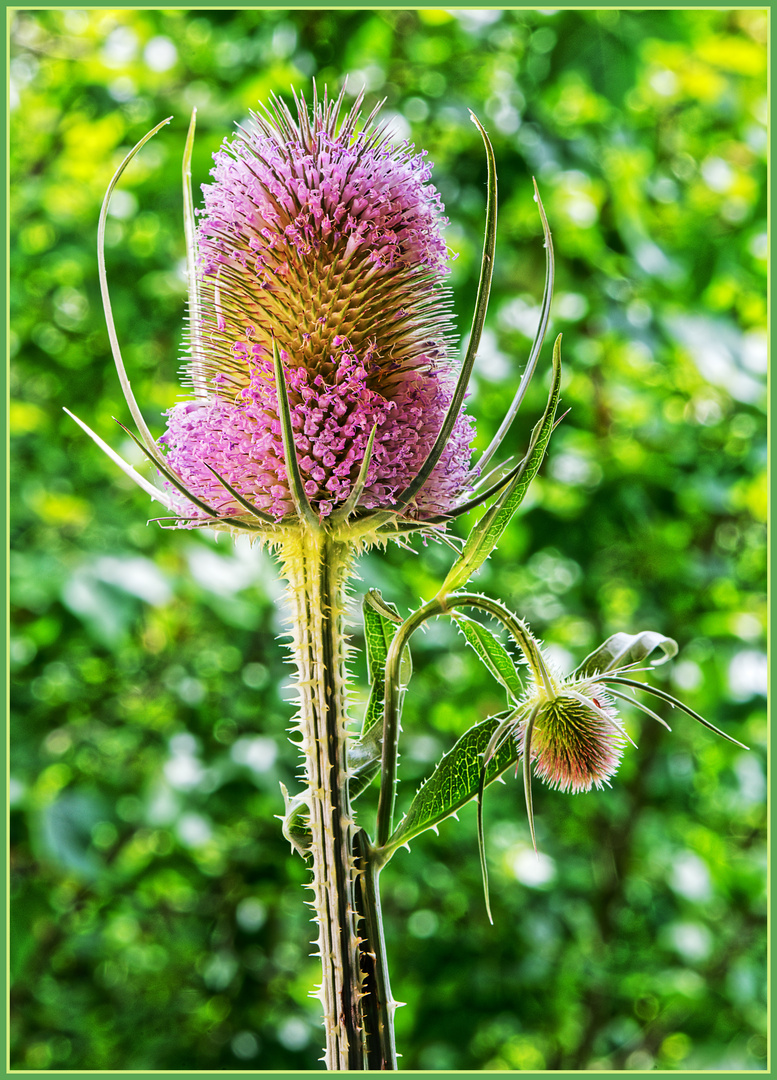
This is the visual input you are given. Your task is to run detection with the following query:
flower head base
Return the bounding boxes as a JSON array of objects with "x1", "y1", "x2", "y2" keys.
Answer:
[
  {"x1": 162, "y1": 86, "x2": 475, "y2": 527},
  {"x1": 161, "y1": 339, "x2": 473, "y2": 524},
  {"x1": 522, "y1": 686, "x2": 625, "y2": 794}
]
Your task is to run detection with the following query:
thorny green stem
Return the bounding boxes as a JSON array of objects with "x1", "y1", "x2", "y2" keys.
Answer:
[{"x1": 278, "y1": 529, "x2": 368, "y2": 1069}]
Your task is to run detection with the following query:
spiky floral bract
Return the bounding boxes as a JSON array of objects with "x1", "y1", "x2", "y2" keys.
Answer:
[{"x1": 161, "y1": 86, "x2": 474, "y2": 526}]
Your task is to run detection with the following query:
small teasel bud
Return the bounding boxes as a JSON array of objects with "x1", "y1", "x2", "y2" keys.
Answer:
[{"x1": 522, "y1": 685, "x2": 626, "y2": 794}]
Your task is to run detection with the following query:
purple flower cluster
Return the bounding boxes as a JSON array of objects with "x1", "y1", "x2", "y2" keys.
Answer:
[
  {"x1": 162, "y1": 339, "x2": 472, "y2": 520},
  {"x1": 161, "y1": 88, "x2": 474, "y2": 523}
]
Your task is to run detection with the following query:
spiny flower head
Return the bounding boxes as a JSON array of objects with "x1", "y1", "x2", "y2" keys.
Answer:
[
  {"x1": 70, "y1": 90, "x2": 549, "y2": 544},
  {"x1": 492, "y1": 626, "x2": 747, "y2": 846},
  {"x1": 507, "y1": 634, "x2": 631, "y2": 798},
  {"x1": 521, "y1": 682, "x2": 626, "y2": 794},
  {"x1": 161, "y1": 86, "x2": 474, "y2": 526}
]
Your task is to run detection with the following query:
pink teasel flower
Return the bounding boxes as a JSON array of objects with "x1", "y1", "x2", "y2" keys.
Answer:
[
  {"x1": 66, "y1": 85, "x2": 557, "y2": 544},
  {"x1": 66, "y1": 85, "x2": 561, "y2": 549},
  {"x1": 161, "y1": 86, "x2": 475, "y2": 526}
]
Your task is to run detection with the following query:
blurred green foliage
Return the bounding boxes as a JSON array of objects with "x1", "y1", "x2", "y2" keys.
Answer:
[{"x1": 10, "y1": 7, "x2": 766, "y2": 1072}]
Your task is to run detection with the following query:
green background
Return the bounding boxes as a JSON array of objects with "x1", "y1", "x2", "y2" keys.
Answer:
[{"x1": 9, "y1": 7, "x2": 767, "y2": 1072}]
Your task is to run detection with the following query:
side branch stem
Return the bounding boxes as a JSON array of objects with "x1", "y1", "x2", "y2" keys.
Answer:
[
  {"x1": 354, "y1": 831, "x2": 398, "y2": 1069},
  {"x1": 376, "y1": 598, "x2": 444, "y2": 848},
  {"x1": 375, "y1": 591, "x2": 551, "y2": 856}
]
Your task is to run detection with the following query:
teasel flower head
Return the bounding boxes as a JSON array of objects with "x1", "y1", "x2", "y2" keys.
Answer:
[
  {"x1": 67, "y1": 85, "x2": 557, "y2": 545},
  {"x1": 513, "y1": 647, "x2": 632, "y2": 810},
  {"x1": 161, "y1": 85, "x2": 476, "y2": 531},
  {"x1": 521, "y1": 683, "x2": 625, "y2": 794}
]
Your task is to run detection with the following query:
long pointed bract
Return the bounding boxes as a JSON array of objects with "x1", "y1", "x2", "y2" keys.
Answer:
[
  {"x1": 200, "y1": 462, "x2": 279, "y2": 525},
  {"x1": 603, "y1": 676, "x2": 749, "y2": 748},
  {"x1": 522, "y1": 704, "x2": 541, "y2": 854},
  {"x1": 63, "y1": 408, "x2": 173, "y2": 508},
  {"x1": 437, "y1": 336, "x2": 562, "y2": 597},
  {"x1": 271, "y1": 337, "x2": 319, "y2": 529},
  {"x1": 441, "y1": 453, "x2": 531, "y2": 522},
  {"x1": 333, "y1": 423, "x2": 379, "y2": 524},
  {"x1": 477, "y1": 767, "x2": 493, "y2": 925},
  {"x1": 477, "y1": 709, "x2": 524, "y2": 925},
  {"x1": 390, "y1": 112, "x2": 497, "y2": 515},
  {"x1": 97, "y1": 116, "x2": 173, "y2": 463},
  {"x1": 605, "y1": 685, "x2": 672, "y2": 731},
  {"x1": 116, "y1": 421, "x2": 225, "y2": 521},
  {"x1": 472, "y1": 179, "x2": 555, "y2": 478}
]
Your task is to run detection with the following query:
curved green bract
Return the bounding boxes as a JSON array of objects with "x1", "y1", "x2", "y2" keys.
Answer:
[
  {"x1": 271, "y1": 338, "x2": 319, "y2": 528},
  {"x1": 332, "y1": 422, "x2": 379, "y2": 524},
  {"x1": 117, "y1": 421, "x2": 256, "y2": 528},
  {"x1": 201, "y1": 462, "x2": 279, "y2": 525},
  {"x1": 472, "y1": 178, "x2": 555, "y2": 478},
  {"x1": 97, "y1": 116, "x2": 173, "y2": 464},
  {"x1": 438, "y1": 334, "x2": 562, "y2": 598},
  {"x1": 390, "y1": 112, "x2": 497, "y2": 514},
  {"x1": 573, "y1": 630, "x2": 678, "y2": 678},
  {"x1": 603, "y1": 675, "x2": 749, "y2": 748}
]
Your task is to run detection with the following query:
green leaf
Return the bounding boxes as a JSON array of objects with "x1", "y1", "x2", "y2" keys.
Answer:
[
  {"x1": 347, "y1": 759, "x2": 382, "y2": 803},
  {"x1": 347, "y1": 591, "x2": 411, "y2": 801},
  {"x1": 438, "y1": 334, "x2": 562, "y2": 597},
  {"x1": 361, "y1": 590, "x2": 407, "y2": 739},
  {"x1": 454, "y1": 614, "x2": 523, "y2": 703},
  {"x1": 385, "y1": 711, "x2": 520, "y2": 853},
  {"x1": 573, "y1": 630, "x2": 678, "y2": 679},
  {"x1": 279, "y1": 783, "x2": 311, "y2": 860}
]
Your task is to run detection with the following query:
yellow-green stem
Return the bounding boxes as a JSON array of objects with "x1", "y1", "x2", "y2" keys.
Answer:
[{"x1": 277, "y1": 528, "x2": 366, "y2": 1069}]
